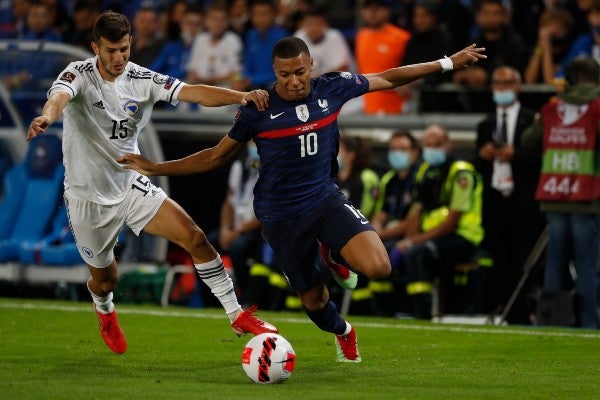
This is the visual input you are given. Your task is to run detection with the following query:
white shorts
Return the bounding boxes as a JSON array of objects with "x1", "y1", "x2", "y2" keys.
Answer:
[{"x1": 65, "y1": 174, "x2": 167, "y2": 268}]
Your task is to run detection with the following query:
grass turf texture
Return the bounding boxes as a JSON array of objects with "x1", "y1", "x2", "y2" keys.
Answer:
[{"x1": 0, "y1": 298, "x2": 598, "y2": 400}]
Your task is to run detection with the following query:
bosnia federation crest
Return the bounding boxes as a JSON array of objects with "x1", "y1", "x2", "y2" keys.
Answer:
[
  {"x1": 123, "y1": 100, "x2": 141, "y2": 116},
  {"x1": 296, "y1": 104, "x2": 309, "y2": 122}
]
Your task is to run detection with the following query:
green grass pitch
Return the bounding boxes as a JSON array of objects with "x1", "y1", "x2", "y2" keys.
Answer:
[{"x1": 1, "y1": 298, "x2": 598, "y2": 400}]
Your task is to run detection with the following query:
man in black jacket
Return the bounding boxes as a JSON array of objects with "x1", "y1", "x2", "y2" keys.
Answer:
[{"x1": 475, "y1": 65, "x2": 545, "y2": 323}]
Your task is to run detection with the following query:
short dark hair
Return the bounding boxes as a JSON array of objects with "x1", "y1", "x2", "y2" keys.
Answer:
[
  {"x1": 93, "y1": 12, "x2": 131, "y2": 44},
  {"x1": 272, "y1": 37, "x2": 310, "y2": 61},
  {"x1": 564, "y1": 56, "x2": 600, "y2": 85}
]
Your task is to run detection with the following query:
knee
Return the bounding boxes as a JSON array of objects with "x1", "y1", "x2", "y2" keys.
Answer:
[
  {"x1": 365, "y1": 253, "x2": 392, "y2": 280},
  {"x1": 93, "y1": 271, "x2": 118, "y2": 294},
  {"x1": 181, "y1": 227, "x2": 212, "y2": 254}
]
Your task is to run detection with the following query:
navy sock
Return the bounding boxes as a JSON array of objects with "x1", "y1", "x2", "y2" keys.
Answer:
[{"x1": 304, "y1": 300, "x2": 346, "y2": 335}]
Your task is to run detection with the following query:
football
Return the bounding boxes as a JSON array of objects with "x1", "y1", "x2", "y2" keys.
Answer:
[{"x1": 241, "y1": 333, "x2": 296, "y2": 384}]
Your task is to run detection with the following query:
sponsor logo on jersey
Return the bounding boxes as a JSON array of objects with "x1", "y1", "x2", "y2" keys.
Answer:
[
  {"x1": 93, "y1": 100, "x2": 105, "y2": 109},
  {"x1": 123, "y1": 100, "x2": 141, "y2": 116},
  {"x1": 270, "y1": 111, "x2": 285, "y2": 119},
  {"x1": 59, "y1": 72, "x2": 76, "y2": 83},
  {"x1": 74, "y1": 62, "x2": 93, "y2": 73},
  {"x1": 318, "y1": 99, "x2": 329, "y2": 114},
  {"x1": 295, "y1": 104, "x2": 309, "y2": 122},
  {"x1": 340, "y1": 71, "x2": 352, "y2": 79},
  {"x1": 128, "y1": 69, "x2": 152, "y2": 79}
]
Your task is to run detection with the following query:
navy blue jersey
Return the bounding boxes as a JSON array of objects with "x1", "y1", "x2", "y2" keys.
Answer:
[{"x1": 228, "y1": 72, "x2": 369, "y2": 222}]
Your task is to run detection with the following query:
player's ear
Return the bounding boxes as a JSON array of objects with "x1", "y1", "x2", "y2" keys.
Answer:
[{"x1": 91, "y1": 41, "x2": 99, "y2": 56}]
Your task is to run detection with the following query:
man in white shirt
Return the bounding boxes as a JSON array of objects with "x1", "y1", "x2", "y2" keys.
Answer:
[
  {"x1": 187, "y1": 4, "x2": 243, "y2": 89},
  {"x1": 293, "y1": 8, "x2": 355, "y2": 77},
  {"x1": 475, "y1": 66, "x2": 545, "y2": 323},
  {"x1": 27, "y1": 11, "x2": 277, "y2": 354}
]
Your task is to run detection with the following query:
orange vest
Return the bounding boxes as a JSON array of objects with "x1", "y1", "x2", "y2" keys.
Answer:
[{"x1": 355, "y1": 23, "x2": 411, "y2": 114}]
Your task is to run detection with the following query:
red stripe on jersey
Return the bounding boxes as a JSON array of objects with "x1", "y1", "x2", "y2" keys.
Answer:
[{"x1": 257, "y1": 111, "x2": 340, "y2": 138}]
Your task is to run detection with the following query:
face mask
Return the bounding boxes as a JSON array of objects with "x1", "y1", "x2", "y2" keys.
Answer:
[
  {"x1": 493, "y1": 90, "x2": 516, "y2": 106},
  {"x1": 337, "y1": 156, "x2": 344, "y2": 171},
  {"x1": 247, "y1": 145, "x2": 259, "y2": 162},
  {"x1": 423, "y1": 147, "x2": 447, "y2": 166},
  {"x1": 387, "y1": 150, "x2": 410, "y2": 171}
]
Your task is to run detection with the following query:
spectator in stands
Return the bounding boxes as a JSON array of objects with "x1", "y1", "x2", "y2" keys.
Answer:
[
  {"x1": 293, "y1": 7, "x2": 355, "y2": 77},
  {"x1": 27, "y1": 11, "x2": 276, "y2": 355},
  {"x1": 371, "y1": 131, "x2": 421, "y2": 248},
  {"x1": 19, "y1": 1, "x2": 62, "y2": 42},
  {"x1": 160, "y1": 0, "x2": 188, "y2": 41},
  {"x1": 239, "y1": 0, "x2": 288, "y2": 90},
  {"x1": 402, "y1": 0, "x2": 456, "y2": 112},
  {"x1": 522, "y1": 56, "x2": 599, "y2": 329},
  {"x1": 397, "y1": 124, "x2": 484, "y2": 319},
  {"x1": 337, "y1": 135, "x2": 380, "y2": 221},
  {"x1": 149, "y1": 5, "x2": 203, "y2": 80},
  {"x1": 187, "y1": 4, "x2": 244, "y2": 89},
  {"x1": 228, "y1": 0, "x2": 252, "y2": 38},
  {"x1": 206, "y1": 141, "x2": 263, "y2": 305},
  {"x1": 355, "y1": 0, "x2": 411, "y2": 114},
  {"x1": 475, "y1": 66, "x2": 544, "y2": 323},
  {"x1": 64, "y1": 0, "x2": 102, "y2": 51},
  {"x1": 130, "y1": 7, "x2": 165, "y2": 67},
  {"x1": 453, "y1": 0, "x2": 528, "y2": 88},
  {"x1": 0, "y1": 0, "x2": 28, "y2": 39},
  {"x1": 524, "y1": 9, "x2": 574, "y2": 84},
  {"x1": 555, "y1": 3, "x2": 600, "y2": 81}
]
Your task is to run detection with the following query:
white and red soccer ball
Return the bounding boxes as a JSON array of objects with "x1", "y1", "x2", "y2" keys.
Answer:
[{"x1": 241, "y1": 333, "x2": 296, "y2": 384}]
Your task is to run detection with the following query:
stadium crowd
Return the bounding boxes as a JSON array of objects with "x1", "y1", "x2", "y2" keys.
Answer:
[{"x1": 0, "y1": 0, "x2": 598, "y2": 329}]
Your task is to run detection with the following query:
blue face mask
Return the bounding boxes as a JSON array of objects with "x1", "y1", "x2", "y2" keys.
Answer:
[
  {"x1": 387, "y1": 150, "x2": 410, "y2": 171},
  {"x1": 423, "y1": 147, "x2": 447, "y2": 166},
  {"x1": 493, "y1": 90, "x2": 516, "y2": 106},
  {"x1": 247, "y1": 145, "x2": 259, "y2": 162}
]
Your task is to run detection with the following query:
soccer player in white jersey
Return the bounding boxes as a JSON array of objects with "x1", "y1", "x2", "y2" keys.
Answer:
[{"x1": 26, "y1": 11, "x2": 277, "y2": 354}]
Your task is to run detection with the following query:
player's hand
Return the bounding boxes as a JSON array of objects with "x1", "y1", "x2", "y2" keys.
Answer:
[
  {"x1": 27, "y1": 116, "x2": 50, "y2": 141},
  {"x1": 241, "y1": 89, "x2": 269, "y2": 111},
  {"x1": 449, "y1": 44, "x2": 487, "y2": 70},
  {"x1": 117, "y1": 153, "x2": 156, "y2": 176}
]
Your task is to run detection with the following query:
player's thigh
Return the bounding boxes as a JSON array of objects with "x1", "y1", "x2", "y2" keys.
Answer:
[
  {"x1": 142, "y1": 197, "x2": 204, "y2": 246},
  {"x1": 340, "y1": 230, "x2": 390, "y2": 279}
]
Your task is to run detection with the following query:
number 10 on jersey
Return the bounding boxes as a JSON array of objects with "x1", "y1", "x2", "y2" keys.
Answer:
[{"x1": 299, "y1": 133, "x2": 318, "y2": 157}]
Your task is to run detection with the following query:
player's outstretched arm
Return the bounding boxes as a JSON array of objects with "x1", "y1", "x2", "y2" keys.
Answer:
[
  {"x1": 177, "y1": 85, "x2": 269, "y2": 111},
  {"x1": 365, "y1": 44, "x2": 486, "y2": 93},
  {"x1": 117, "y1": 135, "x2": 244, "y2": 176},
  {"x1": 26, "y1": 92, "x2": 70, "y2": 141}
]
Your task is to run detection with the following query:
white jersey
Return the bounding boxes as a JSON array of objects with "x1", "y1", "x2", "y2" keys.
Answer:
[{"x1": 49, "y1": 57, "x2": 184, "y2": 205}]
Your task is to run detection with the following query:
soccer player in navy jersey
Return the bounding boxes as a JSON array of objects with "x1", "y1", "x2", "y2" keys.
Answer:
[{"x1": 119, "y1": 37, "x2": 486, "y2": 362}]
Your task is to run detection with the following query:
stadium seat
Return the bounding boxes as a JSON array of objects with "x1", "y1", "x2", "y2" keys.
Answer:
[{"x1": 0, "y1": 134, "x2": 64, "y2": 262}]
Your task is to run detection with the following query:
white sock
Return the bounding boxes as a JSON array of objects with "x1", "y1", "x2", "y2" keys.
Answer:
[
  {"x1": 342, "y1": 321, "x2": 352, "y2": 336},
  {"x1": 87, "y1": 281, "x2": 115, "y2": 314},
  {"x1": 195, "y1": 255, "x2": 241, "y2": 320}
]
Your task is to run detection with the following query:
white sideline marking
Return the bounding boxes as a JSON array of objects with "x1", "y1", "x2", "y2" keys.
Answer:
[{"x1": 1, "y1": 301, "x2": 599, "y2": 339}]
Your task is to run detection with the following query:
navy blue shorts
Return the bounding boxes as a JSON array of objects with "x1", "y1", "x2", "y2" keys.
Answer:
[{"x1": 261, "y1": 191, "x2": 374, "y2": 292}]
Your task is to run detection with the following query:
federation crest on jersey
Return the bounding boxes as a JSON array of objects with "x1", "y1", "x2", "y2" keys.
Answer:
[
  {"x1": 296, "y1": 104, "x2": 309, "y2": 122},
  {"x1": 318, "y1": 99, "x2": 329, "y2": 114},
  {"x1": 123, "y1": 100, "x2": 141, "y2": 116}
]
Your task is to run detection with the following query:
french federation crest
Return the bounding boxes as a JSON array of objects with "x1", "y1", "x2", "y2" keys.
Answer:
[{"x1": 296, "y1": 104, "x2": 309, "y2": 122}]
